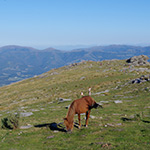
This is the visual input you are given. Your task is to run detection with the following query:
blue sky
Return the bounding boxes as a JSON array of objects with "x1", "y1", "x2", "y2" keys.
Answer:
[{"x1": 0, "y1": 0, "x2": 150, "y2": 49}]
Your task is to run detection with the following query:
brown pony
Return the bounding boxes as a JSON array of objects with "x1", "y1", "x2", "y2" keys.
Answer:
[{"x1": 64, "y1": 89, "x2": 102, "y2": 132}]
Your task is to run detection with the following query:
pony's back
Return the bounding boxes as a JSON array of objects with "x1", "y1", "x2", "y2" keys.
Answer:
[{"x1": 73, "y1": 96, "x2": 97, "y2": 114}]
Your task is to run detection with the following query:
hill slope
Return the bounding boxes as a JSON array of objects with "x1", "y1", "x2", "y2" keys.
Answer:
[
  {"x1": 1, "y1": 45, "x2": 150, "y2": 86},
  {"x1": 0, "y1": 59, "x2": 150, "y2": 149}
]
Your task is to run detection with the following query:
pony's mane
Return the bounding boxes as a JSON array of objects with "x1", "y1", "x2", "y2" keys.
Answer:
[
  {"x1": 66, "y1": 101, "x2": 76, "y2": 122},
  {"x1": 81, "y1": 96, "x2": 95, "y2": 108}
]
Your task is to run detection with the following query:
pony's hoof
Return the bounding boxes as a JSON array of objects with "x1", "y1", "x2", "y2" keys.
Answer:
[{"x1": 85, "y1": 125, "x2": 88, "y2": 128}]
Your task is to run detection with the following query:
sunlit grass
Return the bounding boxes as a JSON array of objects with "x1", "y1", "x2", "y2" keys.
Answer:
[{"x1": 0, "y1": 60, "x2": 150, "y2": 149}]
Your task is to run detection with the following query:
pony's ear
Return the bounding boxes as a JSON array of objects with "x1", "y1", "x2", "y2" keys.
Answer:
[
  {"x1": 88, "y1": 87, "x2": 92, "y2": 96},
  {"x1": 81, "y1": 92, "x2": 84, "y2": 96}
]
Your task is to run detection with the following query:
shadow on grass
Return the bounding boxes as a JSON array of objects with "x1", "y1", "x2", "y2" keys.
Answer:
[
  {"x1": 142, "y1": 120, "x2": 150, "y2": 123},
  {"x1": 74, "y1": 122, "x2": 79, "y2": 129},
  {"x1": 34, "y1": 121, "x2": 86, "y2": 133},
  {"x1": 34, "y1": 122, "x2": 66, "y2": 132},
  {"x1": 74, "y1": 121, "x2": 88, "y2": 129},
  {"x1": 121, "y1": 117, "x2": 133, "y2": 122},
  {"x1": 121, "y1": 117, "x2": 150, "y2": 123}
]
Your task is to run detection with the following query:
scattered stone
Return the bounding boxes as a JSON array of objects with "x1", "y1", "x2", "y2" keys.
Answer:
[
  {"x1": 99, "y1": 101, "x2": 109, "y2": 104},
  {"x1": 103, "y1": 69, "x2": 109, "y2": 72},
  {"x1": 80, "y1": 76, "x2": 86, "y2": 80},
  {"x1": 112, "y1": 114, "x2": 121, "y2": 116},
  {"x1": 128, "y1": 67, "x2": 150, "y2": 73},
  {"x1": 106, "y1": 123, "x2": 114, "y2": 127},
  {"x1": 20, "y1": 112, "x2": 33, "y2": 117},
  {"x1": 114, "y1": 100, "x2": 123, "y2": 104},
  {"x1": 104, "y1": 123, "x2": 122, "y2": 128},
  {"x1": 31, "y1": 109, "x2": 39, "y2": 112},
  {"x1": 47, "y1": 135, "x2": 55, "y2": 139},
  {"x1": 123, "y1": 96, "x2": 134, "y2": 99},
  {"x1": 18, "y1": 131, "x2": 23, "y2": 135},
  {"x1": 113, "y1": 95, "x2": 123, "y2": 98},
  {"x1": 50, "y1": 72, "x2": 59, "y2": 76},
  {"x1": 20, "y1": 125, "x2": 33, "y2": 129},
  {"x1": 116, "y1": 123, "x2": 122, "y2": 126},
  {"x1": 58, "y1": 98, "x2": 72, "y2": 103},
  {"x1": 48, "y1": 102, "x2": 53, "y2": 104},
  {"x1": 37, "y1": 73, "x2": 49, "y2": 78},
  {"x1": 21, "y1": 106, "x2": 28, "y2": 109},
  {"x1": 92, "y1": 90, "x2": 109, "y2": 95},
  {"x1": 129, "y1": 74, "x2": 150, "y2": 84},
  {"x1": 129, "y1": 115, "x2": 135, "y2": 119},
  {"x1": 144, "y1": 106, "x2": 150, "y2": 109},
  {"x1": 124, "y1": 100, "x2": 132, "y2": 102},
  {"x1": 90, "y1": 115, "x2": 96, "y2": 119},
  {"x1": 67, "y1": 63, "x2": 79, "y2": 68}
]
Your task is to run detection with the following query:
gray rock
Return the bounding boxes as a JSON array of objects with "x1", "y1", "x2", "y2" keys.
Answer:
[
  {"x1": 58, "y1": 98, "x2": 72, "y2": 103},
  {"x1": 90, "y1": 115, "x2": 96, "y2": 119},
  {"x1": 116, "y1": 123, "x2": 122, "y2": 126},
  {"x1": 20, "y1": 125, "x2": 33, "y2": 129},
  {"x1": 99, "y1": 101, "x2": 109, "y2": 104},
  {"x1": 31, "y1": 109, "x2": 39, "y2": 112},
  {"x1": 20, "y1": 112, "x2": 33, "y2": 117},
  {"x1": 47, "y1": 135, "x2": 55, "y2": 139},
  {"x1": 80, "y1": 76, "x2": 86, "y2": 80},
  {"x1": 50, "y1": 72, "x2": 59, "y2": 76},
  {"x1": 126, "y1": 55, "x2": 150, "y2": 66},
  {"x1": 114, "y1": 100, "x2": 123, "y2": 104},
  {"x1": 129, "y1": 74, "x2": 150, "y2": 84},
  {"x1": 92, "y1": 90, "x2": 109, "y2": 95}
]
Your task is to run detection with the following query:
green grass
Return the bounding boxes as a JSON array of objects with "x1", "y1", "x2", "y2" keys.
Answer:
[{"x1": 0, "y1": 60, "x2": 150, "y2": 149}]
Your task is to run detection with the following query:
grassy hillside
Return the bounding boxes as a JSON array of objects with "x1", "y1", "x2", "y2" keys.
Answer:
[{"x1": 0, "y1": 60, "x2": 150, "y2": 150}]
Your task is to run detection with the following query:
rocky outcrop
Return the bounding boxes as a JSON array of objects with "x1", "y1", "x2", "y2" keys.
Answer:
[
  {"x1": 129, "y1": 75, "x2": 150, "y2": 84},
  {"x1": 126, "y1": 55, "x2": 150, "y2": 66}
]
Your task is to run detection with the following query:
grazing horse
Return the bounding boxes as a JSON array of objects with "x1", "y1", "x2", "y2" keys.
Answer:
[{"x1": 64, "y1": 89, "x2": 102, "y2": 132}]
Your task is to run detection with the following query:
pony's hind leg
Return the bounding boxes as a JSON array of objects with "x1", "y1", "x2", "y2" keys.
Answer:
[
  {"x1": 85, "y1": 110, "x2": 91, "y2": 127},
  {"x1": 78, "y1": 114, "x2": 81, "y2": 129}
]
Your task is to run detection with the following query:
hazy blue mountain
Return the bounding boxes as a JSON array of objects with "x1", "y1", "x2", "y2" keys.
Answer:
[{"x1": 0, "y1": 45, "x2": 150, "y2": 86}]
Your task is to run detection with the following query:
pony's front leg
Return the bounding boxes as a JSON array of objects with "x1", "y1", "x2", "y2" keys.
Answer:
[
  {"x1": 78, "y1": 114, "x2": 81, "y2": 129},
  {"x1": 85, "y1": 110, "x2": 91, "y2": 127}
]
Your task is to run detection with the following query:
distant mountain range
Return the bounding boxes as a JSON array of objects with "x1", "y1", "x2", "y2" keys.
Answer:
[{"x1": 0, "y1": 45, "x2": 150, "y2": 86}]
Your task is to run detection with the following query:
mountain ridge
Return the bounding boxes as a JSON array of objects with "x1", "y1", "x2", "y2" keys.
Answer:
[{"x1": 0, "y1": 44, "x2": 150, "y2": 86}]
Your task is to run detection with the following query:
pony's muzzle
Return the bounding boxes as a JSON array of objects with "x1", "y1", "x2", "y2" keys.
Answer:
[{"x1": 66, "y1": 129, "x2": 72, "y2": 133}]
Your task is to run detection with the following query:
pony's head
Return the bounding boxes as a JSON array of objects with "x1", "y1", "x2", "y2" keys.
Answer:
[{"x1": 64, "y1": 118, "x2": 74, "y2": 132}]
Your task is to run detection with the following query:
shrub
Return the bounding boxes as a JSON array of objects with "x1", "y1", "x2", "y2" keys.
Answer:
[{"x1": 1, "y1": 112, "x2": 20, "y2": 130}]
